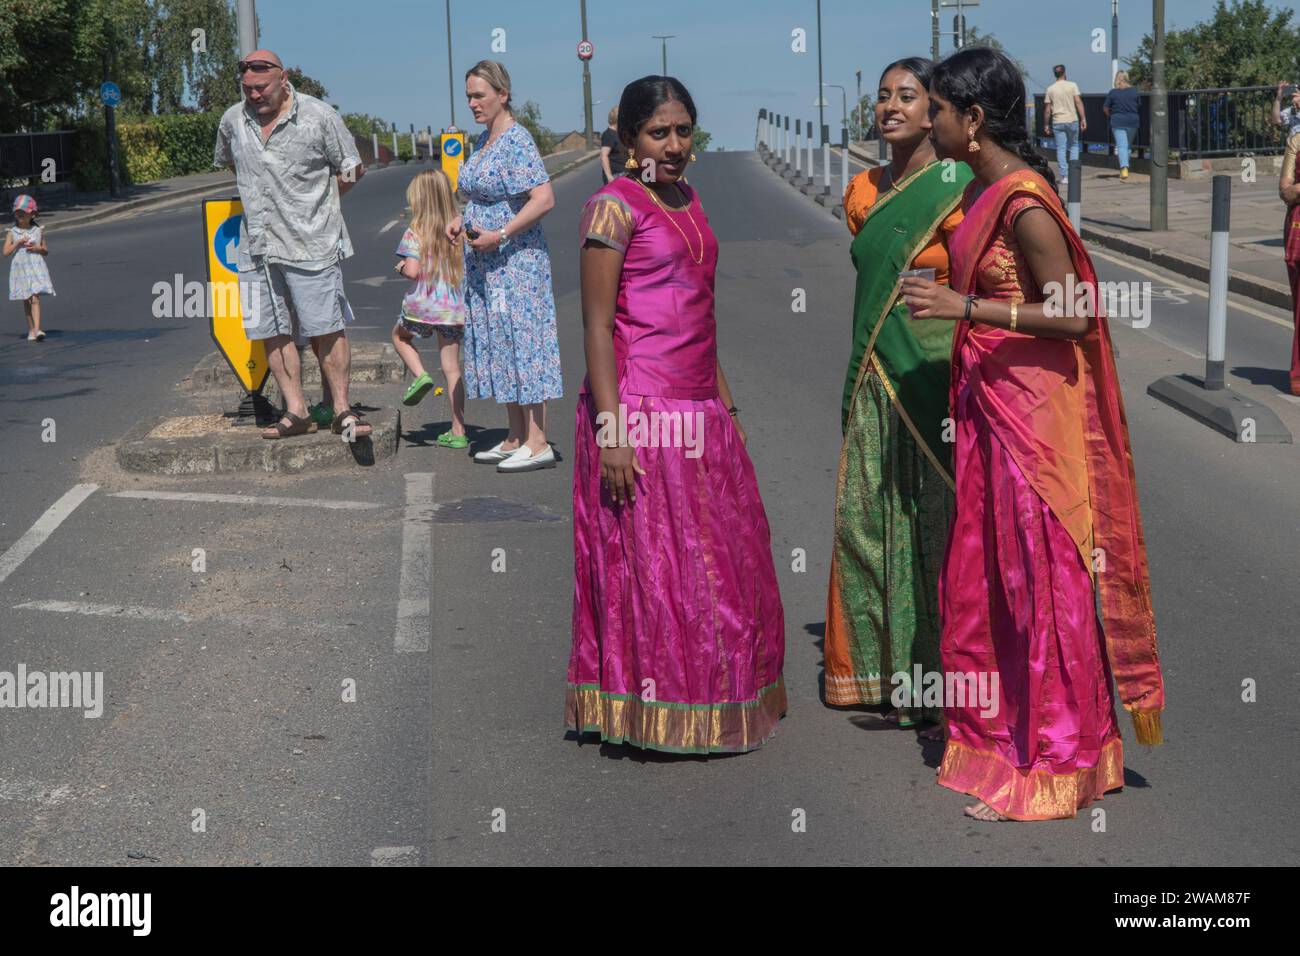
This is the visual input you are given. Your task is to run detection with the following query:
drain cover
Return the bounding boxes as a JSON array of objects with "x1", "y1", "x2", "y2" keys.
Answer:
[{"x1": 433, "y1": 496, "x2": 563, "y2": 524}]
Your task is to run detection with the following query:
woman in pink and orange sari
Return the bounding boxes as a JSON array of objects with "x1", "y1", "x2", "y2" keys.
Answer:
[{"x1": 900, "y1": 48, "x2": 1165, "y2": 821}]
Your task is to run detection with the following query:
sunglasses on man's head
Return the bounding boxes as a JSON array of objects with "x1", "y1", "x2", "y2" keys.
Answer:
[{"x1": 238, "y1": 59, "x2": 280, "y2": 74}]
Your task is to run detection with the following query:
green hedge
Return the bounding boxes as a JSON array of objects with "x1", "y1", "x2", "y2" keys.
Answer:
[{"x1": 75, "y1": 112, "x2": 223, "y2": 190}]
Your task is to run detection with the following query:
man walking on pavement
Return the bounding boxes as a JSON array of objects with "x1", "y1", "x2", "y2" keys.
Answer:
[
  {"x1": 214, "y1": 49, "x2": 372, "y2": 439},
  {"x1": 1044, "y1": 64, "x2": 1086, "y2": 188}
]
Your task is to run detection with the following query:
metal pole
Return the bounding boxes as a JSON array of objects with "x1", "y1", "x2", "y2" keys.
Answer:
[
  {"x1": 392, "y1": 128, "x2": 398, "y2": 158},
  {"x1": 652, "y1": 35, "x2": 674, "y2": 75},
  {"x1": 840, "y1": 127, "x2": 849, "y2": 199},
  {"x1": 1205, "y1": 174, "x2": 1230, "y2": 390},
  {"x1": 1111, "y1": 0, "x2": 1119, "y2": 86},
  {"x1": 1150, "y1": 0, "x2": 1168, "y2": 230},
  {"x1": 821, "y1": 124, "x2": 830, "y2": 196},
  {"x1": 371, "y1": 131, "x2": 380, "y2": 165},
  {"x1": 855, "y1": 71, "x2": 862, "y2": 142},
  {"x1": 816, "y1": 0, "x2": 825, "y2": 137},
  {"x1": 794, "y1": 119, "x2": 802, "y2": 175},
  {"x1": 236, "y1": 0, "x2": 257, "y2": 57},
  {"x1": 784, "y1": 115, "x2": 790, "y2": 168},
  {"x1": 445, "y1": 0, "x2": 456, "y2": 129},
  {"x1": 931, "y1": 0, "x2": 941, "y2": 59},
  {"x1": 580, "y1": 0, "x2": 593, "y2": 150},
  {"x1": 103, "y1": 50, "x2": 119, "y2": 198},
  {"x1": 1068, "y1": 158, "x2": 1082, "y2": 233}
]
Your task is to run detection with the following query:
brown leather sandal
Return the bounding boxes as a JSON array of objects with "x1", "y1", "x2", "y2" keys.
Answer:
[
  {"x1": 262, "y1": 411, "x2": 318, "y2": 439},
  {"x1": 331, "y1": 408, "x2": 373, "y2": 439}
]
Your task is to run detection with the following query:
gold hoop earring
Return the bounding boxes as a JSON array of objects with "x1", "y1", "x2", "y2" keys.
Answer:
[{"x1": 967, "y1": 130, "x2": 981, "y2": 154}]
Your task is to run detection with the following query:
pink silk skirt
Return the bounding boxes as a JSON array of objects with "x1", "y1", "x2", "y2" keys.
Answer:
[
  {"x1": 566, "y1": 390, "x2": 786, "y2": 753},
  {"x1": 937, "y1": 373, "x2": 1124, "y2": 820}
]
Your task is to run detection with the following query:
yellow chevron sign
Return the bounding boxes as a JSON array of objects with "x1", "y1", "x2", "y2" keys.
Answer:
[{"x1": 202, "y1": 198, "x2": 268, "y2": 393}]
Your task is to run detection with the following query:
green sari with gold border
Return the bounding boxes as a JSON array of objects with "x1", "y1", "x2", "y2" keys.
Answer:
[{"x1": 823, "y1": 160, "x2": 972, "y2": 725}]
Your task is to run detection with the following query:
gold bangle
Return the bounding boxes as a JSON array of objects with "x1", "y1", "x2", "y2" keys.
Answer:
[{"x1": 1009, "y1": 302, "x2": 1019, "y2": 332}]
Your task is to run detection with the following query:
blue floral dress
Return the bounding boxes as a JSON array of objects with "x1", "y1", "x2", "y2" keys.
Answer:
[{"x1": 458, "y1": 122, "x2": 562, "y2": 404}]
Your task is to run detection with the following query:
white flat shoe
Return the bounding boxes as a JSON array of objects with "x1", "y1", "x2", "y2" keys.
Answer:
[
  {"x1": 474, "y1": 441, "x2": 517, "y2": 463},
  {"x1": 497, "y1": 444, "x2": 556, "y2": 472}
]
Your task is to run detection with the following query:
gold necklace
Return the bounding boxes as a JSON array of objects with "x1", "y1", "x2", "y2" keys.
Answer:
[{"x1": 638, "y1": 180, "x2": 704, "y2": 264}]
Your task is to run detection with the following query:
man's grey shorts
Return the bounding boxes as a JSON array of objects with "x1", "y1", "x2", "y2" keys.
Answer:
[{"x1": 239, "y1": 258, "x2": 355, "y2": 342}]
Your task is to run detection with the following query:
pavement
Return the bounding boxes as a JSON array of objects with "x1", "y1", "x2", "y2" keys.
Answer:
[{"x1": 1, "y1": 149, "x2": 1297, "y2": 866}]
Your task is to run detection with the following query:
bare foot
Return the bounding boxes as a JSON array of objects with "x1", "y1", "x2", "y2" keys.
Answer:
[{"x1": 963, "y1": 801, "x2": 1009, "y2": 822}]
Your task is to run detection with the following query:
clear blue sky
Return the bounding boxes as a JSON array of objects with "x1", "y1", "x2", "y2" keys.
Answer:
[{"x1": 256, "y1": 0, "x2": 1296, "y2": 150}]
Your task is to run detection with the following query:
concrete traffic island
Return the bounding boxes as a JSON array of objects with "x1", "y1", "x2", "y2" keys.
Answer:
[{"x1": 117, "y1": 343, "x2": 407, "y2": 474}]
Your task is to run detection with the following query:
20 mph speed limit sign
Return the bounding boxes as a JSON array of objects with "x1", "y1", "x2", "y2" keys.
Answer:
[{"x1": 577, "y1": 39, "x2": 594, "y2": 60}]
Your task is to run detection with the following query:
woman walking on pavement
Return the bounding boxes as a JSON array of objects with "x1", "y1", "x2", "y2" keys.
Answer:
[{"x1": 447, "y1": 60, "x2": 563, "y2": 473}]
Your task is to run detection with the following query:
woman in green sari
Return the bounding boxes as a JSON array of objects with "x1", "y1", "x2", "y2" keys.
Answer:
[{"x1": 823, "y1": 57, "x2": 971, "y2": 732}]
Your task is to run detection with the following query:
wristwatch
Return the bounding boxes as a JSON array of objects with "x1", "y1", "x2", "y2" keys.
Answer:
[{"x1": 498, "y1": 227, "x2": 510, "y2": 249}]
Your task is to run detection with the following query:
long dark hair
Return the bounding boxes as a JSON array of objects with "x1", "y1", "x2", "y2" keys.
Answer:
[
  {"x1": 930, "y1": 47, "x2": 1055, "y2": 189},
  {"x1": 878, "y1": 56, "x2": 934, "y2": 92},
  {"x1": 616, "y1": 75, "x2": 698, "y2": 170}
]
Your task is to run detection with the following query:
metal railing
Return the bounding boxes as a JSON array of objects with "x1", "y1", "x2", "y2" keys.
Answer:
[
  {"x1": 0, "y1": 130, "x2": 78, "y2": 184},
  {"x1": 1034, "y1": 86, "x2": 1289, "y2": 159}
]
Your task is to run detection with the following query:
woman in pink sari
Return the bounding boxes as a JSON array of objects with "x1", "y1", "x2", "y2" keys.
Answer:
[
  {"x1": 901, "y1": 49, "x2": 1165, "y2": 821},
  {"x1": 566, "y1": 76, "x2": 786, "y2": 753}
]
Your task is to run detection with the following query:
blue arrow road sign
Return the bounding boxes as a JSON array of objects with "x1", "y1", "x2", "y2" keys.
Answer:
[
  {"x1": 213, "y1": 215, "x2": 242, "y2": 272},
  {"x1": 443, "y1": 138, "x2": 462, "y2": 157}
]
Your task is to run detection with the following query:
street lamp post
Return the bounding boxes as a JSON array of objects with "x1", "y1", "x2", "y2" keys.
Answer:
[
  {"x1": 816, "y1": 0, "x2": 825, "y2": 137},
  {"x1": 652, "y1": 35, "x2": 675, "y2": 75},
  {"x1": 236, "y1": 0, "x2": 257, "y2": 57},
  {"x1": 823, "y1": 83, "x2": 847, "y2": 131},
  {"x1": 1151, "y1": 0, "x2": 1168, "y2": 230},
  {"x1": 855, "y1": 70, "x2": 862, "y2": 142},
  {"x1": 445, "y1": 0, "x2": 456, "y2": 128},
  {"x1": 580, "y1": 0, "x2": 594, "y2": 150},
  {"x1": 1112, "y1": 0, "x2": 1120, "y2": 85}
]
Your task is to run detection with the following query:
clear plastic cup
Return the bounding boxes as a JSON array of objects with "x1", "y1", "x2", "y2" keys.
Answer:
[{"x1": 899, "y1": 268, "x2": 937, "y2": 319}]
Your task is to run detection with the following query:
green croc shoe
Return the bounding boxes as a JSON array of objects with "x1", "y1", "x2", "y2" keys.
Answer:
[
  {"x1": 403, "y1": 373, "x2": 436, "y2": 406},
  {"x1": 436, "y1": 431, "x2": 469, "y2": 448},
  {"x1": 308, "y1": 403, "x2": 334, "y2": 428}
]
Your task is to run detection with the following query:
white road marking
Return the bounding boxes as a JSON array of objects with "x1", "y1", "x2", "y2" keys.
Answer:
[
  {"x1": 110, "y1": 490, "x2": 379, "y2": 511},
  {"x1": 0, "y1": 484, "x2": 98, "y2": 587},
  {"x1": 352, "y1": 275, "x2": 389, "y2": 288},
  {"x1": 1089, "y1": 247, "x2": 1293, "y2": 331},
  {"x1": 380, "y1": 219, "x2": 401, "y2": 235},
  {"x1": 370, "y1": 846, "x2": 419, "y2": 866},
  {"x1": 395, "y1": 473, "x2": 433, "y2": 653},
  {"x1": 0, "y1": 779, "x2": 75, "y2": 807},
  {"x1": 14, "y1": 599, "x2": 194, "y2": 623}
]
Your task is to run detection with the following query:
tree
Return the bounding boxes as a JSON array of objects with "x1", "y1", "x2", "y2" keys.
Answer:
[
  {"x1": 284, "y1": 66, "x2": 328, "y2": 100},
  {"x1": 692, "y1": 127, "x2": 712, "y2": 151},
  {"x1": 341, "y1": 112, "x2": 392, "y2": 138},
  {"x1": 0, "y1": 0, "x2": 86, "y2": 130},
  {"x1": 961, "y1": 26, "x2": 1028, "y2": 80},
  {"x1": 514, "y1": 100, "x2": 555, "y2": 154},
  {"x1": 1127, "y1": 0, "x2": 1300, "y2": 89}
]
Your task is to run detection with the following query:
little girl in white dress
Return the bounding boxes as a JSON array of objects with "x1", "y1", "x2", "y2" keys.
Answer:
[{"x1": 5, "y1": 194, "x2": 55, "y2": 341}]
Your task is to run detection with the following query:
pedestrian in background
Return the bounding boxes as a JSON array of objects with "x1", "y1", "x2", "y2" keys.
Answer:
[
  {"x1": 1279, "y1": 131, "x2": 1300, "y2": 396},
  {"x1": 391, "y1": 170, "x2": 468, "y2": 443},
  {"x1": 1103, "y1": 70, "x2": 1140, "y2": 181},
  {"x1": 4, "y1": 195, "x2": 53, "y2": 341},
  {"x1": 1044, "y1": 63, "x2": 1085, "y2": 187},
  {"x1": 1271, "y1": 80, "x2": 1300, "y2": 137},
  {"x1": 568, "y1": 75, "x2": 786, "y2": 753},
  {"x1": 448, "y1": 59, "x2": 562, "y2": 473},
  {"x1": 907, "y1": 47, "x2": 1165, "y2": 821},
  {"x1": 214, "y1": 49, "x2": 370, "y2": 441},
  {"x1": 599, "y1": 106, "x2": 627, "y2": 183},
  {"x1": 823, "y1": 56, "x2": 970, "y2": 736}
]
